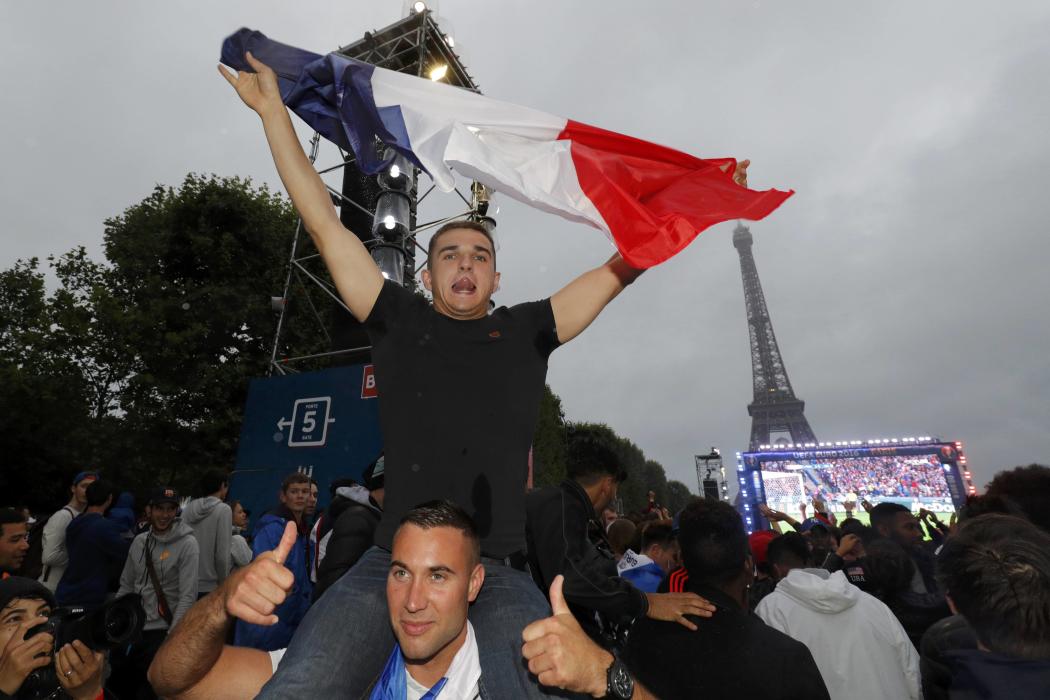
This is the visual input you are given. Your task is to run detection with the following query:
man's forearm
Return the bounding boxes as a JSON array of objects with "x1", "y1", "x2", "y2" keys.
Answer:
[
  {"x1": 255, "y1": 106, "x2": 382, "y2": 321},
  {"x1": 258, "y1": 107, "x2": 343, "y2": 242},
  {"x1": 550, "y1": 253, "x2": 644, "y2": 344},
  {"x1": 148, "y1": 590, "x2": 230, "y2": 697}
]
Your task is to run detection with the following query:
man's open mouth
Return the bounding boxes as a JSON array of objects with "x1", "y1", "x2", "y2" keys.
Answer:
[{"x1": 451, "y1": 277, "x2": 476, "y2": 294}]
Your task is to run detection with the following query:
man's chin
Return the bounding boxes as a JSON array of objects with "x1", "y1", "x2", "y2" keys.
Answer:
[{"x1": 398, "y1": 637, "x2": 440, "y2": 665}]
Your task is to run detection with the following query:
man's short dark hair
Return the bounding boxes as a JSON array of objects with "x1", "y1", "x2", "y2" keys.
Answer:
[
  {"x1": 641, "y1": 523, "x2": 676, "y2": 552},
  {"x1": 85, "y1": 480, "x2": 115, "y2": 508},
  {"x1": 937, "y1": 514, "x2": 1050, "y2": 659},
  {"x1": 281, "y1": 472, "x2": 311, "y2": 492},
  {"x1": 566, "y1": 426, "x2": 627, "y2": 486},
  {"x1": 0, "y1": 508, "x2": 26, "y2": 534},
  {"x1": 869, "y1": 502, "x2": 910, "y2": 534},
  {"x1": 399, "y1": 500, "x2": 481, "y2": 564},
  {"x1": 985, "y1": 464, "x2": 1050, "y2": 533},
  {"x1": 840, "y1": 518, "x2": 875, "y2": 544},
  {"x1": 426, "y1": 220, "x2": 496, "y2": 268},
  {"x1": 677, "y1": 498, "x2": 748, "y2": 586},
  {"x1": 766, "y1": 532, "x2": 810, "y2": 571},
  {"x1": 199, "y1": 470, "x2": 229, "y2": 497}
]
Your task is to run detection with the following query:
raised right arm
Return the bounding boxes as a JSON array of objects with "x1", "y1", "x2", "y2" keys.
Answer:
[{"x1": 219, "y1": 53, "x2": 383, "y2": 322}]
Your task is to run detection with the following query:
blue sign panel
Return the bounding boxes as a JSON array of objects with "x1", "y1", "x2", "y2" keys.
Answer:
[{"x1": 230, "y1": 365, "x2": 383, "y2": 524}]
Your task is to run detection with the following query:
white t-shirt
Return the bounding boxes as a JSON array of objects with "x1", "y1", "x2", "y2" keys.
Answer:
[{"x1": 405, "y1": 621, "x2": 481, "y2": 699}]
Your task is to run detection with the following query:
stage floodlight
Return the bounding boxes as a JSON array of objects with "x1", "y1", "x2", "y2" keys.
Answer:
[
  {"x1": 429, "y1": 64, "x2": 449, "y2": 81},
  {"x1": 372, "y1": 244, "x2": 406, "y2": 286},
  {"x1": 445, "y1": 34, "x2": 455, "y2": 47},
  {"x1": 412, "y1": 1, "x2": 427, "y2": 13}
]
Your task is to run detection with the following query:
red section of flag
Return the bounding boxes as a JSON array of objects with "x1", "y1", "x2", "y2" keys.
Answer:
[{"x1": 560, "y1": 120, "x2": 794, "y2": 269}]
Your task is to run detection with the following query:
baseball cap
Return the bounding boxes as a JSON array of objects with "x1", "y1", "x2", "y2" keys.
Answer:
[
  {"x1": 800, "y1": 517, "x2": 829, "y2": 534},
  {"x1": 148, "y1": 487, "x2": 180, "y2": 507},
  {"x1": 72, "y1": 471, "x2": 100, "y2": 486},
  {"x1": 749, "y1": 530, "x2": 778, "y2": 567}
]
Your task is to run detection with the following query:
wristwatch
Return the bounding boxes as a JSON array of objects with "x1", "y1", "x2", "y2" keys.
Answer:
[{"x1": 605, "y1": 656, "x2": 635, "y2": 699}]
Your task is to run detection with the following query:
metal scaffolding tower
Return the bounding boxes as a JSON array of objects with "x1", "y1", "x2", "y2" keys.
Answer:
[
  {"x1": 267, "y1": 7, "x2": 490, "y2": 374},
  {"x1": 733, "y1": 223, "x2": 818, "y2": 449}
]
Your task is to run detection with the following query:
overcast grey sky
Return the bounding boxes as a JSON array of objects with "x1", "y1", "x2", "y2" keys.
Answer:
[{"x1": 2, "y1": 1, "x2": 1048, "y2": 494}]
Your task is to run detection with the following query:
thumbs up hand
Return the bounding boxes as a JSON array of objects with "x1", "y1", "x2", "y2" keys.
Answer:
[
  {"x1": 222, "y1": 522, "x2": 298, "y2": 625},
  {"x1": 521, "y1": 576, "x2": 613, "y2": 697}
]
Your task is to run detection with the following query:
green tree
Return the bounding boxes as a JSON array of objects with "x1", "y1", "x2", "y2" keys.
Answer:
[
  {"x1": 665, "y1": 480, "x2": 694, "y2": 515},
  {"x1": 0, "y1": 257, "x2": 101, "y2": 507},
  {"x1": 1, "y1": 174, "x2": 331, "y2": 507},
  {"x1": 101, "y1": 174, "x2": 328, "y2": 490},
  {"x1": 531, "y1": 385, "x2": 567, "y2": 487}
]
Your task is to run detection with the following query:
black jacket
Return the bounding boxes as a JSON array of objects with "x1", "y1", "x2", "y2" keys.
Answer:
[
  {"x1": 313, "y1": 496, "x2": 381, "y2": 601},
  {"x1": 946, "y1": 649, "x2": 1050, "y2": 700},
  {"x1": 623, "y1": 583, "x2": 830, "y2": 700},
  {"x1": 525, "y1": 479, "x2": 648, "y2": 645}
]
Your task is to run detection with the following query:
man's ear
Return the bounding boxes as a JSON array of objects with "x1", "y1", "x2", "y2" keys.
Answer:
[
  {"x1": 468, "y1": 562, "x2": 485, "y2": 602},
  {"x1": 492, "y1": 270, "x2": 501, "y2": 293},
  {"x1": 946, "y1": 593, "x2": 957, "y2": 616},
  {"x1": 421, "y1": 268, "x2": 433, "y2": 291}
]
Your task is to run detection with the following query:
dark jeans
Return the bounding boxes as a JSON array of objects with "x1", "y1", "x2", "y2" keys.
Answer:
[
  {"x1": 109, "y1": 628, "x2": 167, "y2": 700},
  {"x1": 257, "y1": 546, "x2": 562, "y2": 699}
]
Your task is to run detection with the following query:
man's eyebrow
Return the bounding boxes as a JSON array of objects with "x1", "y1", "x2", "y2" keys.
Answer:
[
  {"x1": 436, "y1": 243, "x2": 493, "y2": 256},
  {"x1": 1, "y1": 606, "x2": 27, "y2": 620},
  {"x1": 388, "y1": 560, "x2": 456, "y2": 575}
]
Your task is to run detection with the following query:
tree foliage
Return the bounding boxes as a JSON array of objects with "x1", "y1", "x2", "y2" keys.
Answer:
[{"x1": 0, "y1": 175, "x2": 329, "y2": 509}]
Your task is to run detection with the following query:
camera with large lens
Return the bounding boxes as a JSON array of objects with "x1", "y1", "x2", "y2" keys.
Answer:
[{"x1": 18, "y1": 594, "x2": 145, "y2": 699}]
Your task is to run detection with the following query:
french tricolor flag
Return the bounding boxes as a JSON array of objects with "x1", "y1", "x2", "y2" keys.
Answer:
[{"x1": 222, "y1": 28, "x2": 792, "y2": 269}]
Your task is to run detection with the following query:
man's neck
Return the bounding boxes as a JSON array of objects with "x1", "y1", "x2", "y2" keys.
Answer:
[
  {"x1": 405, "y1": 622, "x2": 468, "y2": 688},
  {"x1": 68, "y1": 499, "x2": 84, "y2": 512},
  {"x1": 85, "y1": 506, "x2": 106, "y2": 515}
]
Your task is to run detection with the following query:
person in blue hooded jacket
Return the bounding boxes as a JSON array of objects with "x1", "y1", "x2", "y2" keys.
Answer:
[
  {"x1": 234, "y1": 473, "x2": 313, "y2": 651},
  {"x1": 107, "y1": 491, "x2": 137, "y2": 536},
  {"x1": 56, "y1": 480, "x2": 131, "y2": 608}
]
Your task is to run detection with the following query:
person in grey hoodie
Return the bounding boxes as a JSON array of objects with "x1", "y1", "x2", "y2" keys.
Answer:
[
  {"x1": 182, "y1": 470, "x2": 232, "y2": 597},
  {"x1": 113, "y1": 487, "x2": 199, "y2": 700}
]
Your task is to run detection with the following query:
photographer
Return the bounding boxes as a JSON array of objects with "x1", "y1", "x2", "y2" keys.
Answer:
[{"x1": 0, "y1": 577, "x2": 103, "y2": 700}]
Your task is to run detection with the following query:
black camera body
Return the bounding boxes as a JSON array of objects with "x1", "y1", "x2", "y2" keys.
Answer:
[{"x1": 19, "y1": 594, "x2": 145, "y2": 699}]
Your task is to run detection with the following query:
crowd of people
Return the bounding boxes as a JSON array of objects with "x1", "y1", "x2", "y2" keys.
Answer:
[
  {"x1": 763, "y1": 455, "x2": 953, "y2": 506},
  {"x1": 4, "y1": 460, "x2": 1048, "y2": 699},
  {"x1": 1, "y1": 51, "x2": 1047, "y2": 699}
]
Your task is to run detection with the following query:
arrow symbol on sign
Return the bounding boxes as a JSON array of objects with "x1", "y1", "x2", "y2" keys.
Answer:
[{"x1": 277, "y1": 417, "x2": 292, "y2": 430}]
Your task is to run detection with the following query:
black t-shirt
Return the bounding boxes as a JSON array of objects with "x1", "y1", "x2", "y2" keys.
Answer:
[
  {"x1": 623, "y1": 584, "x2": 830, "y2": 700},
  {"x1": 365, "y1": 280, "x2": 560, "y2": 556}
]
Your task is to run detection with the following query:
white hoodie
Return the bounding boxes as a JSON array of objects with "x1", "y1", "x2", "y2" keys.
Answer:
[{"x1": 755, "y1": 568, "x2": 920, "y2": 700}]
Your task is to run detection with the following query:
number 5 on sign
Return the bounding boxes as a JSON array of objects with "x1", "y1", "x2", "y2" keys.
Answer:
[{"x1": 280, "y1": 397, "x2": 335, "y2": 447}]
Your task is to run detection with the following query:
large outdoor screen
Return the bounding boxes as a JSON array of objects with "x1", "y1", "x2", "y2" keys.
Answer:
[{"x1": 736, "y1": 441, "x2": 974, "y2": 530}]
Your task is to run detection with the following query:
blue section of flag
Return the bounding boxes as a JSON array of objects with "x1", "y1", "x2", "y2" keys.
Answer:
[
  {"x1": 369, "y1": 644, "x2": 449, "y2": 699},
  {"x1": 221, "y1": 28, "x2": 422, "y2": 175}
]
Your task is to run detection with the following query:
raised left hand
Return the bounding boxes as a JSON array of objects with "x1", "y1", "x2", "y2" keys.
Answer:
[{"x1": 522, "y1": 576, "x2": 612, "y2": 697}]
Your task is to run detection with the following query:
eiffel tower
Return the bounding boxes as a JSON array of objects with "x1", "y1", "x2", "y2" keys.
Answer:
[{"x1": 732, "y1": 223, "x2": 817, "y2": 449}]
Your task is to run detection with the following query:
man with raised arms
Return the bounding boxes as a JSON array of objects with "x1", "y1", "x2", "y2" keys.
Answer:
[{"x1": 220, "y1": 52, "x2": 745, "y2": 697}]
